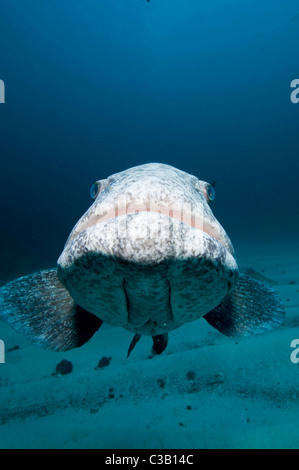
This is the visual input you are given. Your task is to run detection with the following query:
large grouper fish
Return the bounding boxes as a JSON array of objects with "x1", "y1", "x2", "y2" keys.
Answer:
[{"x1": 0, "y1": 163, "x2": 285, "y2": 356}]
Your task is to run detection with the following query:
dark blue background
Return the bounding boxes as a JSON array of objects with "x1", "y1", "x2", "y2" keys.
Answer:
[{"x1": 0, "y1": 0, "x2": 298, "y2": 280}]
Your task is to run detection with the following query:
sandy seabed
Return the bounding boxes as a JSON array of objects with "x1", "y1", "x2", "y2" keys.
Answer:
[{"x1": 0, "y1": 239, "x2": 299, "y2": 449}]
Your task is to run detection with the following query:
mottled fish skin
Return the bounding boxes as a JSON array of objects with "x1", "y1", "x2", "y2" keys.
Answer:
[
  {"x1": 0, "y1": 162, "x2": 285, "y2": 354},
  {"x1": 0, "y1": 269, "x2": 102, "y2": 351},
  {"x1": 58, "y1": 163, "x2": 239, "y2": 336}
]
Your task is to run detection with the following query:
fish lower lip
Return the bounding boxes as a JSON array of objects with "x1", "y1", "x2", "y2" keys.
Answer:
[{"x1": 73, "y1": 206, "x2": 221, "y2": 243}]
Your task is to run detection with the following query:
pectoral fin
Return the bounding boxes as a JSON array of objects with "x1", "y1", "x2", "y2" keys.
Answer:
[
  {"x1": 0, "y1": 269, "x2": 102, "y2": 351},
  {"x1": 204, "y1": 274, "x2": 285, "y2": 337}
]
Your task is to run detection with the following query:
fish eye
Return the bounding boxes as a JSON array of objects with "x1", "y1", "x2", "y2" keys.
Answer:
[
  {"x1": 206, "y1": 185, "x2": 215, "y2": 202},
  {"x1": 90, "y1": 182, "x2": 101, "y2": 200}
]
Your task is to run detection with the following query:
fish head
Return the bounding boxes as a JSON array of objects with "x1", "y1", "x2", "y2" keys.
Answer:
[{"x1": 57, "y1": 163, "x2": 239, "y2": 335}]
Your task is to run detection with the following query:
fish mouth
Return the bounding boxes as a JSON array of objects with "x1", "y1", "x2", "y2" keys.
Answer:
[{"x1": 70, "y1": 202, "x2": 232, "y2": 254}]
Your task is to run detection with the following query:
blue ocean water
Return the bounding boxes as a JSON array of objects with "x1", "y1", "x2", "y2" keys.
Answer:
[{"x1": 0, "y1": 0, "x2": 299, "y2": 450}]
